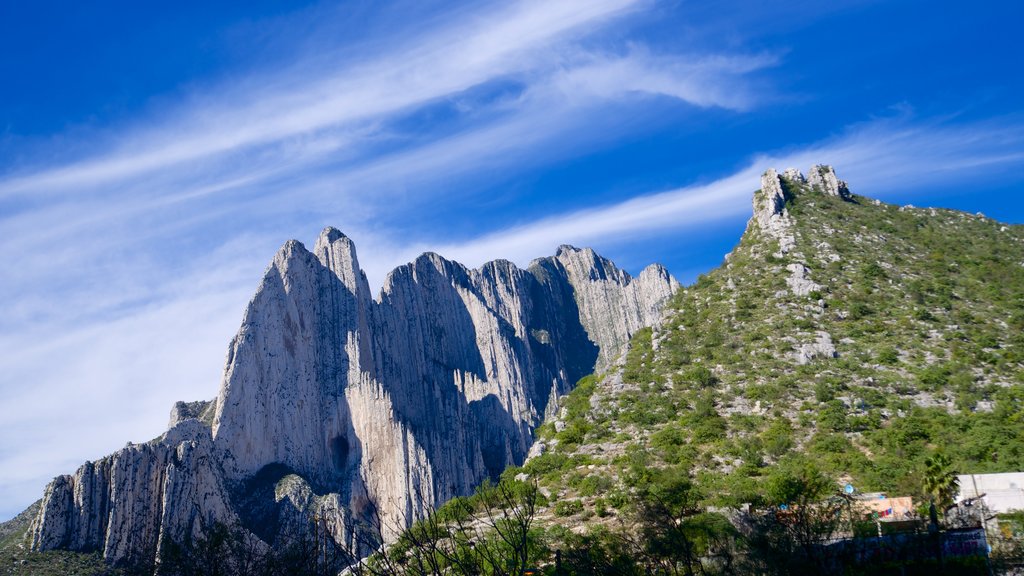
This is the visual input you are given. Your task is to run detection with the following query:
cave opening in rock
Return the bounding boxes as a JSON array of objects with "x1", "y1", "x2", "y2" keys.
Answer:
[{"x1": 331, "y1": 435, "x2": 350, "y2": 472}]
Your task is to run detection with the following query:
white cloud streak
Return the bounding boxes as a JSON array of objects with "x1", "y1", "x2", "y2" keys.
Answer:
[
  {"x1": 3, "y1": 113, "x2": 1024, "y2": 520},
  {"x1": 386, "y1": 116, "x2": 1024, "y2": 277},
  {"x1": 0, "y1": 0, "x2": 645, "y2": 197},
  {"x1": 3, "y1": 0, "x2": 1023, "y2": 523},
  {"x1": 0, "y1": 0, "x2": 777, "y2": 334},
  {"x1": 0, "y1": 1, "x2": 775, "y2": 277},
  {"x1": 555, "y1": 50, "x2": 780, "y2": 110},
  {"x1": 0, "y1": 0, "x2": 787, "y2": 520}
]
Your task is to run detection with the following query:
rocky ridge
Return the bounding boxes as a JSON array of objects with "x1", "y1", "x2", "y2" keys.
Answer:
[
  {"x1": 25, "y1": 233, "x2": 678, "y2": 568},
  {"x1": 522, "y1": 164, "x2": 1024, "y2": 536}
]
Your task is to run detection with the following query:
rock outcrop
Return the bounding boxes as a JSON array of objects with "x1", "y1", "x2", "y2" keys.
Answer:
[
  {"x1": 30, "y1": 420, "x2": 236, "y2": 568},
  {"x1": 30, "y1": 229, "x2": 678, "y2": 567},
  {"x1": 785, "y1": 262, "x2": 822, "y2": 297},
  {"x1": 754, "y1": 165, "x2": 853, "y2": 291},
  {"x1": 793, "y1": 331, "x2": 838, "y2": 365},
  {"x1": 753, "y1": 166, "x2": 851, "y2": 363},
  {"x1": 752, "y1": 168, "x2": 796, "y2": 256},
  {"x1": 808, "y1": 164, "x2": 851, "y2": 199},
  {"x1": 753, "y1": 165, "x2": 853, "y2": 251}
]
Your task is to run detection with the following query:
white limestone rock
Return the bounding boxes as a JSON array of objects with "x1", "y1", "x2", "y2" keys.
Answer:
[
  {"x1": 546, "y1": 246, "x2": 679, "y2": 370},
  {"x1": 753, "y1": 169, "x2": 787, "y2": 231},
  {"x1": 752, "y1": 169, "x2": 796, "y2": 256},
  {"x1": 273, "y1": 473, "x2": 361, "y2": 554},
  {"x1": 793, "y1": 331, "x2": 838, "y2": 365},
  {"x1": 782, "y1": 168, "x2": 805, "y2": 182},
  {"x1": 167, "y1": 400, "x2": 212, "y2": 428},
  {"x1": 215, "y1": 231, "x2": 678, "y2": 542},
  {"x1": 785, "y1": 263, "x2": 823, "y2": 297},
  {"x1": 31, "y1": 225, "x2": 680, "y2": 566},
  {"x1": 526, "y1": 441, "x2": 547, "y2": 459},
  {"x1": 808, "y1": 164, "x2": 851, "y2": 199},
  {"x1": 30, "y1": 419, "x2": 237, "y2": 567}
]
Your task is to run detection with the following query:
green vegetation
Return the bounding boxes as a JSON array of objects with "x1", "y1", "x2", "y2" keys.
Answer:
[
  {"x1": 10, "y1": 180, "x2": 1024, "y2": 575},
  {"x1": 505, "y1": 182, "x2": 1024, "y2": 573},
  {"x1": 1, "y1": 550, "x2": 123, "y2": 576},
  {"x1": 922, "y1": 453, "x2": 960, "y2": 511},
  {"x1": 533, "y1": 185, "x2": 1024, "y2": 502}
]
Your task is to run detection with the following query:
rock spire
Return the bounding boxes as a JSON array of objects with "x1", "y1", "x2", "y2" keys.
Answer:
[{"x1": 30, "y1": 228, "x2": 678, "y2": 566}]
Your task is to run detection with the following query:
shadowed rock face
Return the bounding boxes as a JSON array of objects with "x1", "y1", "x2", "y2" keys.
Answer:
[{"x1": 30, "y1": 228, "x2": 678, "y2": 566}]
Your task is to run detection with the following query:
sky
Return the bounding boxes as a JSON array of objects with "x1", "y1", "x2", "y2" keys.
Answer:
[{"x1": 1, "y1": 0, "x2": 1023, "y2": 521}]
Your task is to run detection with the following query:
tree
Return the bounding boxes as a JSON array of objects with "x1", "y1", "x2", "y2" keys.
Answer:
[
  {"x1": 923, "y1": 452, "x2": 960, "y2": 513},
  {"x1": 356, "y1": 478, "x2": 544, "y2": 576},
  {"x1": 743, "y1": 458, "x2": 847, "y2": 575},
  {"x1": 632, "y1": 474, "x2": 703, "y2": 575}
]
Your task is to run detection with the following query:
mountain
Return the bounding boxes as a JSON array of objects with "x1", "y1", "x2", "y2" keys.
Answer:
[
  {"x1": 18, "y1": 231, "x2": 678, "y2": 569},
  {"x1": 7, "y1": 164, "x2": 1024, "y2": 574},
  {"x1": 522, "y1": 165, "x2": 1024, "y2": 537}
]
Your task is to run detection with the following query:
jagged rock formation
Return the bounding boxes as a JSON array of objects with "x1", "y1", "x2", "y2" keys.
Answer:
[
  {"x1": 753, "y1": 165, "x2": 850, "y2": 357},
  {"x1": 792, "y1": 331, "x2": 838, "y2": 365},
  {"x1": 808, "y1": 164, "x2": 851, "y2": 199},
  {"x1": 29, "y1": 231, "x2": 678, "y2": 567},
  {"x1": 167, "y1": 400, "x2": 214, "y2": 428},
  {"x1": 753, "y1": 164, "x2": 851, "y2": 258},
  {"x1": 29, "y1": 420, "x2": 237, "y2": 568},
  {"x1": 752, "y1": 168, "x2": 796, "y2": 257}
]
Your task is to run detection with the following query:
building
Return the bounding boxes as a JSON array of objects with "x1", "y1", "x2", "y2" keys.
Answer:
[
  {"x1": 956, "y1": 472, "x2": 1024, "y2": 514},
  {"x1": 853, "y1": 493, "x2": 915, "y2": 520}
]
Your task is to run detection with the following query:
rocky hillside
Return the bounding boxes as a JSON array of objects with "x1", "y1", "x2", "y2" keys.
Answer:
[
  {"x1": 19, "y1": 231, "x2": 677, "y2": 570},
  {"x1": 9, "y1": 164, "x2": 1023, "y2": 574},
  {"x1": 522, "y1": 165, "x2": 1024, "y2": 527}
]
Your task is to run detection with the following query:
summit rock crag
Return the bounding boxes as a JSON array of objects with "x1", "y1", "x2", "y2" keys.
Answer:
[{"x1": 27, "y1": 230, "x2": 678, "y2": 567}]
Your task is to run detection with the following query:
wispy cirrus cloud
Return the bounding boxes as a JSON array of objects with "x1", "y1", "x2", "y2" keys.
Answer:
[
  {"x1": 0, "y1": 0, "x2": 650, "y2": 197},
  {"x1": 0, "y1": 0, "x2": 788, "y2": 520},
  {"x1": 3, "y1": 108, "x2": 1024, "y2": 521},
  {"x1": 5, "y1": 0, "x2": 1023, "y2": 523},
  {"x1": 0, "y1": 0, "x2": 779, "y2": 333},
  {"x1": 553, "y1": 50, "x2": 781, "y2": 110},
  {"x1": 391, "y1": 114, "x2": 1024, "y2": 277}
]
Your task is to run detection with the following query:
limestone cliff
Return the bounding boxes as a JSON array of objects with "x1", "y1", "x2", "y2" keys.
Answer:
[
  {"x1": 29, "y1": 230, "x2": 678, "y2": 567},
  {"x1": 29, "y1": 420, "x2": 236, "y2": 568}
]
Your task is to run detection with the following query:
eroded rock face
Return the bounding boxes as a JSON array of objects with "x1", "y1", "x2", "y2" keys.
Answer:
[
  {"x1": 551, "y1": 246, "x2": 679, "y2": 371},
  {"x1": 793, "y1": 331, "x2": 838, "y2": 365},
  {"x1": 808, "y1": 164, "x2": 851, "y2": 199},
  {"x1": 785, "y1": 263, "x2": 823, "y2": 297},
  {"x1": 754, "y1": 165, "x2": 851, "y2": 297},
  {"x1": 31, "y1": 228, "x2": 678, "y2": 567},
  {"x1": 211, "y1": 231, "x2": 677, "y2": 542},
  {"x1": 753, "y1": 168, "x2": 796, "y2": 256},
  {"x1": 30, "y1": 420, "x2": 236, "y2": 568}
]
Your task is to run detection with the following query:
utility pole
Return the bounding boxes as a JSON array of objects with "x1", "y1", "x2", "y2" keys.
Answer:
[{"x1": 928, "y1": 500, "x2": 943, "y2": 569}]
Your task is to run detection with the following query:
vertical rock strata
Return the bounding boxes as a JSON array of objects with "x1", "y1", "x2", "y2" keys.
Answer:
[
  {"x1": 753, "y1": 164, "x2": 850, "y2": 255},
  {"x1": 808, "y1": 164, "x2": 851, "y2": 199},
  {"x1": 30, "y1": 420, "x2": 236, "y2": 568},
  {"x1": 31, "y1": 228, "x2": 678, "y2": 566}
]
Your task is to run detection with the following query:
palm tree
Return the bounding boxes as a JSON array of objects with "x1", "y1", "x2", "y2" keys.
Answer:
[{"x1": 922, "y1": 453, "x2": 960, "y2": 512}]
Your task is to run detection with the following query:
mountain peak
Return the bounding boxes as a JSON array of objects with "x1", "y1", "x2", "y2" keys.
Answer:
[
  {"x1": 807, "y1": 164, "x2": 851, "y2": 199},
  {"x1": 520, "y1": 167, "x2": 1024, "y2": 573},
  {"x1": 752, "y1": 164, "x2": 856, "y2": 257},
  {"x1": 318, "y1": 226, "x2": 348, "y2": 244},
  {"x1": 762, "y1": 164, "x2": 853, "y2": 199},
  {"x1": 556, "y1": 244, "x2": 583, "y2": 257},
  {"x1": 28, "y1": 232, "x2": 679, "y2": 567}
]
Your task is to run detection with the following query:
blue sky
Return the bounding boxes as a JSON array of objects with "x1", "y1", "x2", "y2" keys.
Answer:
[{"x1": 2, "y1": 0, "x2": 1023, "y2": 521}]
